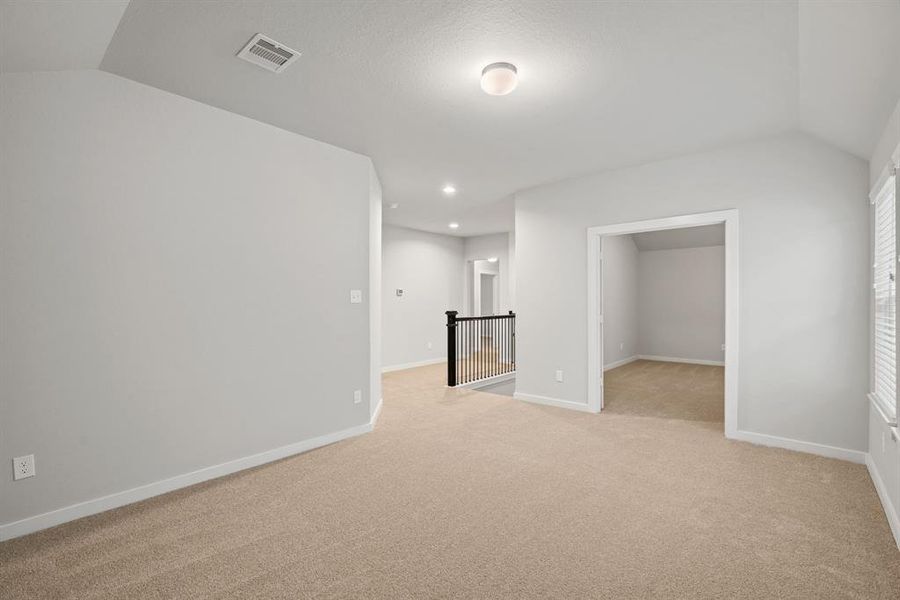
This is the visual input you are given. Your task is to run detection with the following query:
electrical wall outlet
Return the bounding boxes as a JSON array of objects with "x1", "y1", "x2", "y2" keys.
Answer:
[
  {"x1": 555, "y1": 370, "x2": 564, "y2": 383},
  {"x1": 353, "y1": 389, "x2": 362, "y2": 404},
  {"x1": 721, "y1": 344, "x2": 726, "y2": 351},
  {"x1": 350, "y1": 289, "x2": 363, "y2": 304},
  {"x1": 619, "y1": 342, "x2": 624, "y2": 351},
  {"x1": 427, "y1": 341, "x2": 432, "y2": 350},
  {"x1": 13, "y1": 454, "x2": 35, "y2": 481}
]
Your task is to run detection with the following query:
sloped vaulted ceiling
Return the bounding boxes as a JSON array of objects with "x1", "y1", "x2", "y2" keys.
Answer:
[
  {"x1": 2, "y1": 0, "x2": 899, "y2": 235},
  {"x1": 0, "y1": 0, "x2": 129, "y2": 72}
]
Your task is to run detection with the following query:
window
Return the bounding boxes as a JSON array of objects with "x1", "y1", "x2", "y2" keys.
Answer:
[{"x1": 872, "y1": 169, "x2": 898, "y2": 420}]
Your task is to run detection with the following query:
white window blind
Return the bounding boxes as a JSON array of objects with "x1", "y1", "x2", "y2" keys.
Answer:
[{"x1": 873, "y1": 172, "x2": 898, "y2": 419}]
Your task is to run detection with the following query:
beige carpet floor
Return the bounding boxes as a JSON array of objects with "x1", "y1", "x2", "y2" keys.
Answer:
[
  {"x1": 604, "y1": 359, "x2": 725, "y2": 424},
  {"x1": 2, "y1": 362, "x2": 899, "y2": 599}
]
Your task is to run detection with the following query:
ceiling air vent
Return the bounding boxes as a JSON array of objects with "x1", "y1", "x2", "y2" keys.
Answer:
[{"x1": 237, "y1": 34, "x2": 300, "y2": 73}]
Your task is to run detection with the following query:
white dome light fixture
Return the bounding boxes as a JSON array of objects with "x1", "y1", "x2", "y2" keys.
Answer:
[
  {"x1": 448, "y1": 222, "x2": 460, "y2": 229},
  {"x1": 480, "y1": 62, "x2": 518, "y2": 96},
  {"x1": 442, "y1": 184, "x2": 456, "y2": 195},
  {"x1": 487, "y1": 257, "x2": 498, "y2": 263}
]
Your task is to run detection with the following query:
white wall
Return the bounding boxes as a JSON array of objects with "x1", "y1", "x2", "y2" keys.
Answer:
[
  {"x1": 464, "y1": 233, "x2": 513, "y2": 315},
  {"x1": 638, "y1": 246, "x2": 725, "y2": 363},
  {"x1": 867, "y1": 96, "x2": 900, "y2": 547},
  {"x1": 870, "y1": 95, "x2": 900, "y2": 189},
  {"x1": 508, "y1": 230, "x2": 517, "y2": 309},
  {"x1": 601, "y1": 235, "x2": 639, "y2": 367},
  {"x1": 515, "y1": 133, "x2": 869, "y2": 453},
  {"x1": 369, "y1": 164, "x2": 383, "y2": 417},
  {"x1": 382, "y1": 225, "x2": 464, "y2": 369},
  {"x1": 0, "y1": 70, "x2": 377, "y2": 533}
]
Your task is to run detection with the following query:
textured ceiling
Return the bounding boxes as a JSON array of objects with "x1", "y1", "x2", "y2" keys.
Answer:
[
  {"x1": 4, "y1": 1, "x2": 900, "y2": 236},
  {"x1": 99, "y1": 0, "x2": 802, "y2": 236},
  {"x1": 0, "y1": 0, "x2": 129, "y2": 72},
  {"x1": 631, "y1": 224, "x2": 725, "y2": 252}
]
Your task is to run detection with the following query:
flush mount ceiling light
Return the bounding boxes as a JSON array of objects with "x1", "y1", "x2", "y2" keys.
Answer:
[
  {"x1": 442, "y1": 184, "x2": 457, "y2": 195},
  {"x1": 487, "y1": 257, "x2": 498, "y2": 263},
  {"x1": 481, "y1": 62, "x2": 518, "y2": 96},
  {"x1": 388, "y1": 202, "x2": 400, "y2": 209},
  {"x1": 448, "y1": 222, "x2": 460, "y2": 229}
]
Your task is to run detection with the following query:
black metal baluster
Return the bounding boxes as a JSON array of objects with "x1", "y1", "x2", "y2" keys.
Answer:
[
  {"x1": 479, "y1": 318, "x2": 482, "y2": 380},
  {"x1": 492, "y1": 317, "x2": 496, "y2": 378},
  {"x1": 459, "y1": 321, "x2": 466, "y2": 383},
  {"x1": 457, "y1": 321, "x2": 461, "y2": 385},
  {"x1": 488, "y1": 317, "x2": 492, "y2": 379},
  {"x1": 466, "y1": 320, "x2": 470, "y2": 384},
  {"x1": 492, "y1": 317, "x2": 495, "y2": 378},
  {"x1": 500, "y1": 317, "x2": 509, "y2": 373},
  {"x1": 470, "y1": 319, "x2": 474, "y2": 383},
  {"x1": 473, "y1": 319, "x2": 481, "y2": 380},
  {"x1": 500, "y1": 317, "x2": 504, "y2": 374},
  {"x1": 466, "y1": 319, "x2": 471, "y2": 384}
]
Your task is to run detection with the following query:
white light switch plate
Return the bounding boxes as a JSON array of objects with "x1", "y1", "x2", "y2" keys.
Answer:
[
  {"x1": 555, "y1": 370, "x2": 564, "y2": 383},
  {"x1": 350, "y1": 289, "x2": 362, "y2": 304},
  {"x1": 353, "y1": 390, "x2": 362, "y2": 404}
]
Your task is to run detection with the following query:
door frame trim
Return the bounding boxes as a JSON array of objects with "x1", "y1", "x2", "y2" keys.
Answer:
[{"x1": 586, "y1": 209, "x2": 739, "y2": 438}]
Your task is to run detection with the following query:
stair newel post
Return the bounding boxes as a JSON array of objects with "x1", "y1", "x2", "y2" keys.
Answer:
[
  {"x1": 509, "y1": 310, "x2": 516, "y2": 367},
  {"x1": 446, "y1": 311, "x2": 458, "y2": 387}
]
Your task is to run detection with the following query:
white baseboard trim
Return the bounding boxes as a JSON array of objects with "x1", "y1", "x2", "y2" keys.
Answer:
[
  {"x1": 514, "y1": 392, "x2": 595, "y2": 413},
  {"x1": 0, "y1": 413, "x2": 381, "y2": 542},
  {"x1": 729, "y1": 430, "x2": 866, "y2": 464},
  {"x1": 371, "y1": 397, "x2": 383, "y2": 426},
  {"x1": 460, "y1": 372, "x2": 516, "y2": 390},
  {"x1": 637, "y1": 354, "x2": 725, "y2": 367},
  {"x1": 866, "y1": 453, "x2": 900, "y2": 549},
  {"x1": 604, "y1": 356, "x2": 638, "y2": 371},
  {"x1": 381, "y1": 357, "x2": 445, "y2": 373}
]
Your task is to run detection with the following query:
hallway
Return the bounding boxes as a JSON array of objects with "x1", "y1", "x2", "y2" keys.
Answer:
[{"x1": 2, "y1": 364, "x2": 898, "y2": 598}]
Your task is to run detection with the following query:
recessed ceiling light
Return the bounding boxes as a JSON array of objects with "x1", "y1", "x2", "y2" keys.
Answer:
[
  {"x1": 481, "y1": 62, "x2": 518, "y2": 96},
  {"x1": 442, "y1": 185, "x2": 456, "y2": 195},
  {"x1": 487, "y1": 257, "x2": 498, "y2": 263},
  {"x1": 389, "y1": 202, "x2": 399, "y2": 209},
  {"x1": 448, "y1": 222, "x2": 460, "y2": 229}
]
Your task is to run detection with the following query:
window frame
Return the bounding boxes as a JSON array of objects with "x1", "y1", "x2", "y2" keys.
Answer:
[{"x1": 871, "y1": 168, "x2": 899, "y2": 423}]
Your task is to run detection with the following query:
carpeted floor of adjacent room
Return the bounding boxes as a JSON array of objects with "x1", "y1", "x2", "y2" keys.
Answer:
[{"x1": 1, "y1": 360, "x2": 899, "y2": 599}]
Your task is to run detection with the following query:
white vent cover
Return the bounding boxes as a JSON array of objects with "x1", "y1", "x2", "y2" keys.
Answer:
[{"x1": 237, "y1": 34, "x2": 300, "y2": 73}]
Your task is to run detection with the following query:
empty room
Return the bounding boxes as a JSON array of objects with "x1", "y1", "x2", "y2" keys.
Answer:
[
  {"x1": 601, "y1": 224, "x2": 726, "y2": 424},
  {"x1": 2, "y1": 1, "x2": 900, "y2": 598}
]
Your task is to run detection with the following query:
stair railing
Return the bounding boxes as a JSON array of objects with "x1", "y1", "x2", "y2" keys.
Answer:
[{"x1": 446, "y1": 310, "x2": 515, "y2": 387}]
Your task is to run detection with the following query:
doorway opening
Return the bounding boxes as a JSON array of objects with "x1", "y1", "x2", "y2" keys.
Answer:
[
  {"x1": 469, "y1": 258, "x2": 501, "y2": 317},
  {"x1": 587, "y1": 210, "x2": 739, "y2": 438}
]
